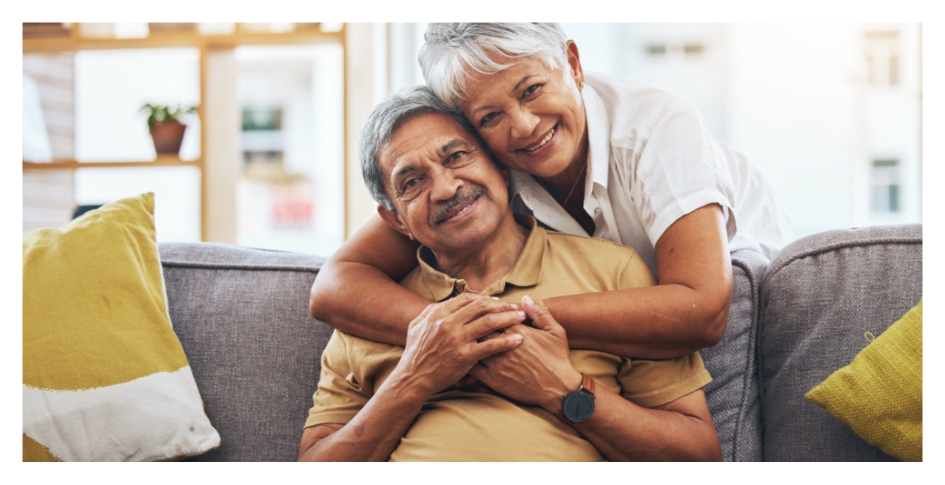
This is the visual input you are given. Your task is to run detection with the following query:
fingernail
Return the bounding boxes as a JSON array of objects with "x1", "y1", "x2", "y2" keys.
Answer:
[
  {"x1": 517, "y1": 311, "x2": 526, "y2": 318},
  {"x1": 513, "y1": 334, "x2": 523, "y2": 343},
  {"x1": 523, "y1": 295, "x2": 534, "y2": 305},
  {"x1": 492, "y1": 297, "x2": 500, "y2": 300},
  {"x1": 511, "y1": 303, "x2": 519, "y2": 310}
]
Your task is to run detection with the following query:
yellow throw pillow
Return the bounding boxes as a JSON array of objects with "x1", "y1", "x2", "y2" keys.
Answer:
[
  {"x1": 806, "y1": 299, "x2": 922, "y2": 462},
  {"x1": 23, "y1": 193, "x2": 220, "y2": 461}
]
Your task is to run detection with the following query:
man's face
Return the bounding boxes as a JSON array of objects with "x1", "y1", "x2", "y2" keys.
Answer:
[{"x1": 378, "y1": 112, "x2": 510, "y2": 255}]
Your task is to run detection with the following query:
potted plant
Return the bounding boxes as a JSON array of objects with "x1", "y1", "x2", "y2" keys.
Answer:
[{"x1": 141, "y1": 104, "x2": 196, "y2": 156}]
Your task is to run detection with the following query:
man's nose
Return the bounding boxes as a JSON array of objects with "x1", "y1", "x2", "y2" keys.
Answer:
[
  {"x1": 429, "y1": 167, "x2": 462, "y2": 202},
  {"x1": 509, "y1": 106, "x2": 541, "y2": 140}
]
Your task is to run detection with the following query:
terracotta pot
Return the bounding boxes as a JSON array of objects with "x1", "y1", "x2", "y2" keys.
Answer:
[{"x1": 150, "y1": 120, "x2": 187, "y2": 155}]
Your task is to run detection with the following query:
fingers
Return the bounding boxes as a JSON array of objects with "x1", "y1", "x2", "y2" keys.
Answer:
[
  {"x1": 440, "y1": 294, "x2": 520, "y2": 331},
  {"x1": 521, "y1": 295, "x2": 559, "y2": 331},
  {"x1": 464, "y1": 308, "x2": 527, "y2": 340},
  {"x1": 471, "y1": 332, "x2": 522, "y2": 361},
  {"x1": 468, "y1": 362, "x2": 493, "y2": 383}
]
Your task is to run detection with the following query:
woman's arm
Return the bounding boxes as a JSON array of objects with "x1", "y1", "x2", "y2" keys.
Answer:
[
  {"x1": 545, "y1": 204, "x2": 732, "y2": 359},
  {"x1": 309, "y1": 214, "x2": 425, "y2": 346},
  {"x1": 312, "y1": 204, "x2": 731, "y2": 358}
]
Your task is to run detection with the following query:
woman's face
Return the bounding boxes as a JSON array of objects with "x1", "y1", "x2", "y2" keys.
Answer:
[{"x1": 458, "y1": 41, "x2": 588, "y2": 180}]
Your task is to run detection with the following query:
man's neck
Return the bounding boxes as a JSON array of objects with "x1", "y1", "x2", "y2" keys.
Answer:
[{"x1": 431, "y1": 214, "x2": 529, "y2": 293}]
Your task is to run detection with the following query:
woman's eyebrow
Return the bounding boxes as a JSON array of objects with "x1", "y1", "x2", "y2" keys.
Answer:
[
  {"x1": 513, "y1": 74, "x2": 539, "y2": 93},
  {"x1": 469, "y1": 74, "x2": 539, "y2": 117}
]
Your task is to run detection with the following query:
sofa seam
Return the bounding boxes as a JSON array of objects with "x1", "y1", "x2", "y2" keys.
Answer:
[
  {"x1": 764, "y1": 237, "x2": 921, "y2": 283},
  {"x1": 728, "y1": 256, "x2": 756, "y2": 462},
  {"x1": 161, "y1": 260, "x2": 322, "y2": 273}
]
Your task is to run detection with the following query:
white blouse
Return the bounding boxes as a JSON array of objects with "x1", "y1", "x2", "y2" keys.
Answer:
[{"x1": 510, "y1": 71, "x2": 792, "y2": 276}]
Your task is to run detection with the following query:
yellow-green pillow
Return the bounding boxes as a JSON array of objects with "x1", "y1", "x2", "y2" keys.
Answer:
[
  {"x1": 23, "y1": 193, "x2": 220, "y2": 461},
  {"x1": 806, "y1": 299, "x2": 922, "y2": 462}
]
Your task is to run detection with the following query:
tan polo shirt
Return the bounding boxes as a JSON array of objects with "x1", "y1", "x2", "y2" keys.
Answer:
[{"x1": 305, "y1": 216, "x2": 712, "y2": 461}]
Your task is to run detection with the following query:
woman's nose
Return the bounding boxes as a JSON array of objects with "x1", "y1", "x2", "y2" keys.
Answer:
[{"x1": 509, "y1": 107, "x2": 541, "y2": 140}]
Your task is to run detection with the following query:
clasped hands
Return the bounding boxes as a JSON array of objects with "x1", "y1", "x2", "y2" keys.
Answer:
[{"x1": 392, "y1": 292, "x2": 583, "y2": 416}]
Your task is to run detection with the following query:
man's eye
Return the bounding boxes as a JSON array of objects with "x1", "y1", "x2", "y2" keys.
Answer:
[
  {"x1": 448, "y1": 151, "x2": 467, "y2": 163},
  {"x1": 402, "y1": 178, "x2": 421, "y2": 193}
]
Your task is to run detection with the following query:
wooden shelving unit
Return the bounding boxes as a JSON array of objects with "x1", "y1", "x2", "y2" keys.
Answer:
[
  {"x1": 23, "y1": 23, "x2": 347, "y2": 241},
  {"x1": 23, "y1": 156, "x2": 200, "y2": 171}
]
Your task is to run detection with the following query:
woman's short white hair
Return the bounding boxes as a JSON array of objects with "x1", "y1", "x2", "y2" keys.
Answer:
[{"x1": 419, "y1": 23, "x2": 570, "y2": 109}]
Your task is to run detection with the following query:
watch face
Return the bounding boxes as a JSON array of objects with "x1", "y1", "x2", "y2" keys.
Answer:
[{"x1": 563, "y1": 391, "x2": 595, "y2": 423}]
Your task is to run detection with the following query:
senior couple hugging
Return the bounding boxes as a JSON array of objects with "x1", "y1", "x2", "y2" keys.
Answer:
[{"x1": 298, "y1": 23, "x2": 791, "y2": 462}]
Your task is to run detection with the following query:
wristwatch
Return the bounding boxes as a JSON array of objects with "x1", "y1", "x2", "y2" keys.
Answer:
[{"x1": 560, "y1": 373, "x2": 596, "y2": 424}]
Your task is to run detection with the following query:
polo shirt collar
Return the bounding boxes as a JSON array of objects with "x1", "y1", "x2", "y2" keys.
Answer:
[{"x1": 414, "y1": 215, "x2": 545, "y2": 301}]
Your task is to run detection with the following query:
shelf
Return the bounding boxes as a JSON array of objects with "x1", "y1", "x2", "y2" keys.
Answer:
[
  {"x1": 23, "y1": 29, "x2": 345, "y2": 53},
  {"x1": 23, "y1": 156, "x2": 202, "y2": 171}
]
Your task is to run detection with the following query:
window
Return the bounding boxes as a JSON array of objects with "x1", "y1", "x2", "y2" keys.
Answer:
[
  {"x1": 864, "y1": 31, "x2": 900, "y2": 85},
  {"x1": 870, "y1": 159, "x2": 901, "y2": 213},
  {"x1": 645, "y1": 42, "x2": 704, "y2": 58}
]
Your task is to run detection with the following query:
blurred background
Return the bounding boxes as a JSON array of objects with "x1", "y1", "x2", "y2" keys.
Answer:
[{"x1": 22, "y1": 22, "x2": 922, "y2": 256}]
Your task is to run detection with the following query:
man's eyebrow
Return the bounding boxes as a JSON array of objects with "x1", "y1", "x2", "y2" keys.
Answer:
[
  {"x1": 392, "y1": 164, "x2": 415, "y2": 182},
  {"x1": 439, "y1": 139, "x2": 465, "y2": 154}
]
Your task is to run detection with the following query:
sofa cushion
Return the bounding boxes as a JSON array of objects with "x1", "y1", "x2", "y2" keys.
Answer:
[
  {"x1": 758, "y1": 224, "x2": 922, "y2": 461},
  {"x1": 23, "y1": 194, "x2": 220, "y2": 461},
  {"x1": 806, "y1": 299, "x2": 922, "y2": 461},
  {"x1": 700, "y1": 249, "x2": 768, "y2": 462},
  {"x1": 158, "y1": 243, "x2": 331, "y2": 462}
]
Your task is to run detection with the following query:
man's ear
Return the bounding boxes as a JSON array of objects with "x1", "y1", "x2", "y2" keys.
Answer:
[{"x1": 377, "y1": 205, "x2": 415, "y2": 240}]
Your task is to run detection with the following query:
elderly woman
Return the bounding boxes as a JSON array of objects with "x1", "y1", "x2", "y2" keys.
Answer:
[{"x1": 311, "y1": 23, "x2": 791, "y2": 359}]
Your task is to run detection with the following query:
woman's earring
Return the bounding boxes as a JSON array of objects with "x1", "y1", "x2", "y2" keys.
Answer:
[{"x1": 580, "y1": 81, "x2": 585, "y2": 90}]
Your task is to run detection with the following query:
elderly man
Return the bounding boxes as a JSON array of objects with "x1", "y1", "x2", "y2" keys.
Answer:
[{"x1": 297, "y1": 87, "x2": 722, "y2": 461}]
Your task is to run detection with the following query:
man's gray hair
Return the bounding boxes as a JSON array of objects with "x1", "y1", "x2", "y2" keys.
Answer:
[
  {"x1": 360, "y1": 85, "x2": 482, "y2": 212},
  {"x1": 419, "y1": 23, "x2": 570, "y2": 109}
]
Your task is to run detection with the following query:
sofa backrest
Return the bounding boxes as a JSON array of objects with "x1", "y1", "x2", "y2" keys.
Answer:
[
  {"x1": 160, "y1": 243, "x2": 330, "y2": 462},
  {"x1": 757, "y1": 224, "x2": 922, "y2": 461}
]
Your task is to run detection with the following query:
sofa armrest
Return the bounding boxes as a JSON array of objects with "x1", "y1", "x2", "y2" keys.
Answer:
[{"x1": 757, "y1": 224, "x2": 922, "y2": 461}]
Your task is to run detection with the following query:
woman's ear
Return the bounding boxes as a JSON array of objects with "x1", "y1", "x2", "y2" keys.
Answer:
[
  {"x1": 565, "y1": 40, "x2": 585, "y2": 88},
  {"x1": 377, "y1": 205, "x2": 415, "y2": 241}
]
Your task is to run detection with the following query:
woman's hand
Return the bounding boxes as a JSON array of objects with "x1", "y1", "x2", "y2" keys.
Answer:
[{"x1": 469, "y1": 295, "x2": 582, "y2": 414}]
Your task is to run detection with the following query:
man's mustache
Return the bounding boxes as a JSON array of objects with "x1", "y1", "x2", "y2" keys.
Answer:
[{"x1": 429, "y1": 187, "x2": 485, "y2": 227}]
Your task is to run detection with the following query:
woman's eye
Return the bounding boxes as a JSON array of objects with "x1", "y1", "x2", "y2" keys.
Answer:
[
  {"x1": 480, "y1": 112, "x2": 499, "y2": 126},
  {"x1": 523, "y1": 84, "x2": 542, "y2": 97}
]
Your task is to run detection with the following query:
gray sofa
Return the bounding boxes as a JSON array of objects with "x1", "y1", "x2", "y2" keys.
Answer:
[{"x1": 159, "y1": 223, "x2": 922, "y2": 461}]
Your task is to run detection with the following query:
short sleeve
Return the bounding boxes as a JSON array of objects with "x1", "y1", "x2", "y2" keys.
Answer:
[
  {"x1": 619, "y1": 94, "x2": 737, "y2": 247},
  {"x1": 304, "y1": 331, "x2": 373, "y2": 429},
  {"x1": 617, "y1": 352, "x2": 713, "y2": 408}
]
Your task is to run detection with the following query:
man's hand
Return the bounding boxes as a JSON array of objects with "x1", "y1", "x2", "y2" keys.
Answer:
[
  {"x1": 469, "y1": 295, "x2": 582, "y2": 414},
  {"x1": 391, "y1": 293, "x2": 527, "y2": 398}
]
